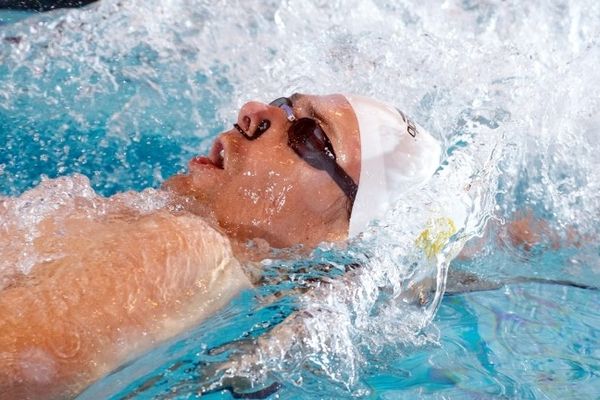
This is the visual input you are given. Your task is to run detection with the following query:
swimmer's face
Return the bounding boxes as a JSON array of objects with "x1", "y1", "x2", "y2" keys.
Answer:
[{"x1": 165, "y1": 94, "x2": 361, "y2": 248}]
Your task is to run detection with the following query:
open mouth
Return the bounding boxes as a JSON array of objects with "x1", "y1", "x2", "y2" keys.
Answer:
[{"x1": 189, "y1": 139, "x2": 225, "y2": 170}]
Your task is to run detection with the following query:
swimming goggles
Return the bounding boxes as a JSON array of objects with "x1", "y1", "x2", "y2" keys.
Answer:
[{"x1": 233, "y1": 97, "x2": 358, "y2": 210}]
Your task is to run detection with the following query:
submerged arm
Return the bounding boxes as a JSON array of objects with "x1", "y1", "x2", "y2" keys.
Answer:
[{"x1": 458, "y1": 210, "x2": 590, "y2": 260}]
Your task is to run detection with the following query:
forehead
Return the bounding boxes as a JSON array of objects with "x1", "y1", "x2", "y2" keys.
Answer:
[
  {"x1": 289, "y1": 93, "x2": 361, "y2": 178},
  {"x1": 289, "y1": 93, "x2": 352, "y2": 116}
]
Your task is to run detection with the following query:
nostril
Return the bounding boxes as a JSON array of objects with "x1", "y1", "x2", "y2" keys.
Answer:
[{"x1": 242, "y1": 116, "x2": 251, "y2": 131}]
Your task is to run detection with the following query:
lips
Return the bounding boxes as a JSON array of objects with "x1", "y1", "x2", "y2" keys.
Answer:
[{"x1": 189, "y1": 138, "x2": 225, "y2": 170}]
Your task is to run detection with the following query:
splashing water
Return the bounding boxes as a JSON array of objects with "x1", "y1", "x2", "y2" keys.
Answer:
[{"x1": 1, "y1": 0, "x2": 599, "y2": 398}]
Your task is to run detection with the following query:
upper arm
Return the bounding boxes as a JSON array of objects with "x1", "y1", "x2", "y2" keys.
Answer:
[{"x1": 0, "y1": 211, "x2": 250, "y2": 399}]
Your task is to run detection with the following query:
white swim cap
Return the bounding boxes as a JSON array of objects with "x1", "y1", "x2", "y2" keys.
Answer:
[{"x1": 344, "y1": 94, "x2": 442, "y2": 237}]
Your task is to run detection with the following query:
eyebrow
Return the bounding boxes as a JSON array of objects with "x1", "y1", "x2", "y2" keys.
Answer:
[
  {"x1": 289, "y1": 93, "x2": 328, "y2": 125},
  {"x1": 289, "y1": 92, "x2": 302, "y2": 105}
]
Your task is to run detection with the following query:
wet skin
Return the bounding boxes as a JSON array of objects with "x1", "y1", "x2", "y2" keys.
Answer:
[
  {"x1": 164, "y1": 93, "x2": 361, "y2": 249},
  {"x1": 0, "y1": 93, "x2": 361, "y2": 399}
]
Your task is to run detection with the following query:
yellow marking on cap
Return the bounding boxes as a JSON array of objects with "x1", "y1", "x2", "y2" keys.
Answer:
[{"x1": 415, "y1": 217, "x2": 457, "y2": 259}]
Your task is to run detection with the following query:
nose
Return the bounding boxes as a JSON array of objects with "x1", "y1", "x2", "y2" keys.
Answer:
[{"x1": 235, "y1": 101, "x2": 285, "y2": 140}]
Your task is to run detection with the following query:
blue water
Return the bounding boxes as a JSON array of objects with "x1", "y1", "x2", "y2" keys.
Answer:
[
  {"x1": 75, "y1": 280, "x2": 600, "y2": 399},
  {"x1": 0, "y1": 10, "x2": 32, "y2": 25},
  {"x1": 72, "y1": 254, "x2": 600, "y2": 399},
  {"x1": 2, "y1": 2, "x2": 600, "y2": 399}
]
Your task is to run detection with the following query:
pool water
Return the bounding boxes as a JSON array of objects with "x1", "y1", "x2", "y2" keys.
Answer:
[
  {"x1": 1, "y1": 1, "x2": 599, "y2": 399},
  {"x1": 75, "y1": 273, "x2": 600, "y2": 399},
  {"x1": 395, "y1": 282, "x2": 600, "y2": 399}
]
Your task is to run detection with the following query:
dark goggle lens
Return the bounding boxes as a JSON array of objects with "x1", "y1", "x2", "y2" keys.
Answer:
[{"x1": 288, "y1": 118, "x2": 336, "y2": 171}]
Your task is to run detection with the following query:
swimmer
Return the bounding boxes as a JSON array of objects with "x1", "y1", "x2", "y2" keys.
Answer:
[{"x1": 0, "y1": 93, "x2": 570, "y2": 400}]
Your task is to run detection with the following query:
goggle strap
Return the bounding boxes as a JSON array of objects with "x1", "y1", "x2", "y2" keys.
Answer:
[{"x1": 327, "y1": 162, "x2": 358, "y2": 214}]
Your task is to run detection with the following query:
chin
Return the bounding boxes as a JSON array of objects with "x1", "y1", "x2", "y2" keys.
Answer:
[{"x1": 163, "y1": 173, "x2": 206, "y2": 199}]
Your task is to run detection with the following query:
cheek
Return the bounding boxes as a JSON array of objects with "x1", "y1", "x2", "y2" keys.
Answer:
[
  {"x1": 241, "y1": 172, "x2": 297, "y2": 217},
  {"x1": 296, "y1": 169, "x2": 339, "y2": 212},
  {"x1": 214, "y1": 142, "x2": 328, "y2": 231},
  {"x1": 241, "y1": 152, "x2": 335, "y2": 217},
  {"x1": 215, "y1": 169, "x2": 296, "y2": 224},
  {"x1": 233, "y1": 148, "x2": 297, "y2": 208}
]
